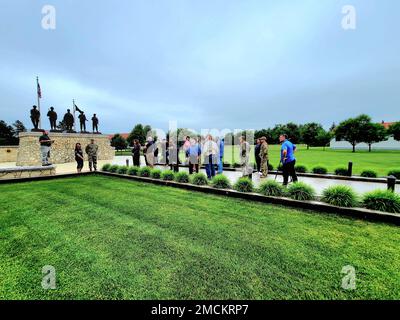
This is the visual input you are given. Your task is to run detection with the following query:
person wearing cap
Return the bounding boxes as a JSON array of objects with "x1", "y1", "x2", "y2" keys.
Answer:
[
  {"x1": 39, "y1": 131, "x2": 54, "y2": 166},
  {"x1": 239, "y1": 136, "x2": 253, "y2": 178},
  {"x1": 259, "y1": 136, "x2": 269, "y2": 178},
  {"x1": 280, "y1": 134, "x2": 298, "y2": 185},
  {"x1": 85, "y1": 139, "x2": 99, "y2": 172}
]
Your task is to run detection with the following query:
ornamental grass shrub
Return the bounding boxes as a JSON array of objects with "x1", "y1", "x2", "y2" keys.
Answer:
[
  {"x1": 127, "y1": 166, "x2": 140, "y2": 176},
  {"x1": 287, "y1": 182, "x2": 316, "y2": 201},
  {"x1": 211, "y1": 175, "x2": 232, "y2": 189},
  {"x1": 258, "y1": 180, "x2": 286, "y2": 197},
  {"x1": 233, "y1": 177, "x2": 254, "y2": 193},
  {"x1": 175, "y1": 171, "x2": 190, "y2": 183},
  {"x1": 117, "y1": 166, "x2": 128, "y2": 174},
  {"x1": 101, "y1": 164, "x2": 111, "y2": 172},
  {"x1": 161, "y1": 170, "x2": 175, "y2": 181},
  {"x1": 109, "y1": 165, "x2": 119, "y2": 173},
  {"x1": 190, "y1": 173, "x2": 208, "y2": 186},
  {"x1": 150, "y1": 169, "x2": 162, "y2": 179},
  {"x1": 321, "y1": 185, "x2": 358, "y2": 208},
  {"x1": 138, "y1": 166, "x2": 151, "y2": 178},
  {"x1": 362, "y1": 190, "x2": 400, "y2": 213}
]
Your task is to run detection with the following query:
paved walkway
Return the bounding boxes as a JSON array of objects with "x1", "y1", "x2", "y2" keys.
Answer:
[
  {"x1": 1, "y1": 156, "x2": 397, "y2": 195},
  {"x1": 112, "y1": 156, "x2": 398, "y2": 195}
]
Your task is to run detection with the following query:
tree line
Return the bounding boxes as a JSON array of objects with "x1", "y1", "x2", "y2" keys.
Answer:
[{"x1": 0, "y1": 120, "x2": 27, "y2": 145}]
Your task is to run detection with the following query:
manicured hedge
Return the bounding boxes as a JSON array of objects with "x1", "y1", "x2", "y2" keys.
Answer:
[
  {"x1": 360, "y1": 170, "x2": 378, "y2": 178},
  {"x1": 295, "y1": 165, "x2": 308, "y2": 173},
  {"x1": 312, "y1": 166, "x2": 328, "y2": 174},
  {"x1": 334, "y1": 167, "x2": 349, "y2": 176},
  {"x1": 387, "y1": 170, "x2": 400, "y2": 179}
]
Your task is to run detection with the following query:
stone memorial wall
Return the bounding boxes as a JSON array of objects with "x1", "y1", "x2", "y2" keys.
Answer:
[{"x1": 16, "y1": 132, "x2": 114, "y2": 166}]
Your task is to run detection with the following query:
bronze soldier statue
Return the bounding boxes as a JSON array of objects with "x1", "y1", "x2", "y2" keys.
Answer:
[
  {"x1": 47, "y1": 107, "x2": 58, "y2": 131},
  {"x1": 78, "y1": 111, "x2": 88, "y2": 132},
  {"x1": 30, "y1": 105, "x2": 40, "y2": 130},
  {"x1": 63, "y1": 109, "x2": 75, "y2": 132},
  {"x1": 92, "y1": 114, "x2": 99, "y2": 133}
]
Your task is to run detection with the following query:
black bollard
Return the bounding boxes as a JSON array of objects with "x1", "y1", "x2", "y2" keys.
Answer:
[
  {"x1": 387, "y1": 175, "x2": 396, "y2": 192},
  {"x1": 347, "y1": 162, "x2": 353, "y2": 177},
  {"x1": 126, "y1": 159, "x2": 129, "y2": 167}
]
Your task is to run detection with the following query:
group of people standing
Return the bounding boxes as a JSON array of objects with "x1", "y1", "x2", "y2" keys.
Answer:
[
  {"x1": 38, "y1": 131, "x2": 99, "y2": 173},
  {"x1": 131, "y1": 133, "x2": 298, "y2": 185},
  {"x1": 254, "y1": 134, "x2": 298, "y2": 185},
  {"x1": 74, "y1": 139, "x2": 99, "y2": 173}
]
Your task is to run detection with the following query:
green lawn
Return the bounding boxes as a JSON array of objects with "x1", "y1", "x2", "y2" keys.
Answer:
[
  {"x1": 1, "y1": 175, "x2": 399, "y2": 299},
  {"x1": 117, "y1": 145, "x2": 400, "y2": 176}
]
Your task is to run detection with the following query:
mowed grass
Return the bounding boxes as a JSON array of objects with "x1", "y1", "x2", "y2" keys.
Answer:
[
  {"x1": 1, "y1": 175, "x2": 400, "y2": 300},
  {"x1": 117, "y1": 145, "x2": 400, "y2": 176}
]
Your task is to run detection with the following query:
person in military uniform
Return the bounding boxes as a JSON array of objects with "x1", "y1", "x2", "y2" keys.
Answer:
[
  {"x1": 78, "y1": 112, "x2": 88, "y2": 132},
  {"x1": 85, "y1": 139, "x2": 99, "y2": 172},
  {"x1": 30, "y1": 105, "x2": 40, "y2": 130},
  {"x1": 92, "y1": 114, "x2": 99, "y2": 133},
  {"x1": 63, "y1": 109, "x2": 75, "y2": 132},
  {"x1": 239, "y1": 136, "x2": 252, "y2": 179},
  {"x1": 259, "y1": 136, "x2": 269, "y2": 178},
  {"x1": 47, "y1": 107, "x2": 58, "y2": 131}
]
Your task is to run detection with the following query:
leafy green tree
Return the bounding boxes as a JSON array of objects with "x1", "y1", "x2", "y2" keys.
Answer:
[
  {"x1": 315, "y1": 128, "x2": 332, "y2": 150},
  {"x1": 127, "y1": 124, "x2": 146, "y2": 145},
  {"x1": 111, "y1": 134, "x2": 128, "y2": 153},
  {"x1": 13, "y1": 120, "x2": 26, "y2": 134},
  {"x1": 388, "y1": 122, "x2": 400, "y2": 141},
  {"x1": 363, "y1": 123, "x2": 388, "y2": 152},
  {"x1": 301, "y1": 123, "x2": 323, "y2": 149},
  {"x1": 335, "y1": 114, "x2": 373, "y2": 152},
  {"x1": 0, "y1": 120, "x2": 18, "y2": 145}
]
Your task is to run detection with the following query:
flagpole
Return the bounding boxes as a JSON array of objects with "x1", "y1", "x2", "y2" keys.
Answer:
[
  {"x1": 73, "y1": 99, "x2": 76, "y2": 132},
  {"x1": 37, "y1": 76, "x2": 41, "y2": 129}
]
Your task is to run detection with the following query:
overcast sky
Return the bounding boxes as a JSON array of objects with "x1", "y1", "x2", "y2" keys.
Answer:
[{"x1": 0, "y1": 0, "x2": 399, "y2": 134}]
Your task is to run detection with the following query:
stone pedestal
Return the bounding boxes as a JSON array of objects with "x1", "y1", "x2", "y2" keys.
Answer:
[{"x1": 16, "y1": 132, "x2": 115, "y2": 166}]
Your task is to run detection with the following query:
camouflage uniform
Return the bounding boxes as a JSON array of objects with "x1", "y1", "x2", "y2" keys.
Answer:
[
  {"x1": 260, "y1": 141, "x2": 269, "y2": 178},
  {"x1": 85, "y1": 142, "x2": 99, "y2": 171}
]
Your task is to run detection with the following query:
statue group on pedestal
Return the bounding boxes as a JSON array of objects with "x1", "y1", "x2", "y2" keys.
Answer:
[{"x1": 29, "y1": 105, "x2": 101, "y2": 134}]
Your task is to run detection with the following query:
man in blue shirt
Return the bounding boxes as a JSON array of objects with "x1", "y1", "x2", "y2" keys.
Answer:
[
  {"x1": 217, "y1": 137, "x2": 224, "y2": 174},
  {"x1": 280, "y1": 134, "x2": 298, "y2": 186}
]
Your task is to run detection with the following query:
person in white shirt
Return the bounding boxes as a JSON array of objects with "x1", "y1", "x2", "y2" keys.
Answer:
[{"x1": 202, "y1": 134, "x2": 219, "y2": 179}]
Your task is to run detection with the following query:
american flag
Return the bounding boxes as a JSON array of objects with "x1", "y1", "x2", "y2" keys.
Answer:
[{"x1": 37, "y1": 79, "x2": 42, "y2": 99}]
